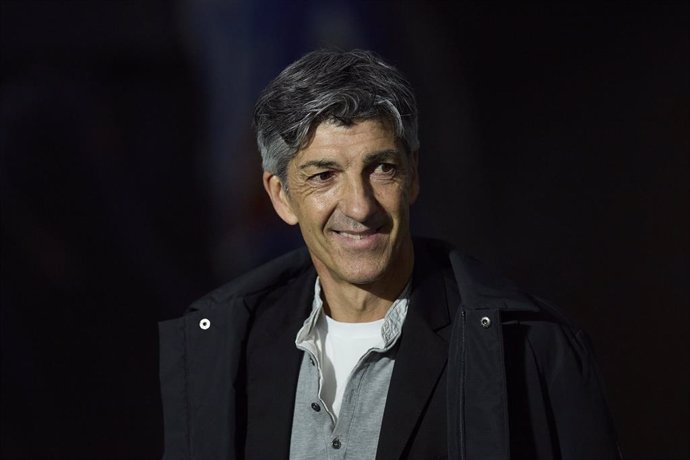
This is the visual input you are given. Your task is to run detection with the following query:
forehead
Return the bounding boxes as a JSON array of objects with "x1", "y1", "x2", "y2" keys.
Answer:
[{"x1": 293, "y1": 119, "x2": 400, "y2": 165}]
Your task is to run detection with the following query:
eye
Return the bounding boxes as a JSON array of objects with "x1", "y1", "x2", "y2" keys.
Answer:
[
  {"x1": 373, "y1": 163, "x2": 397, "y2": 176},
  {"x1": 309, "y1": 171, "x2": 335, "y2": 182}
]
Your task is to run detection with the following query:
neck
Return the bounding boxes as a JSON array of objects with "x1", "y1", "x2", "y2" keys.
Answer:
[
  {"x1": 321, "y1": 284, "x2": 401, "y2": 323},
  {"x1": 318, "y1": 247, "x2": 414, "y2": 323}
]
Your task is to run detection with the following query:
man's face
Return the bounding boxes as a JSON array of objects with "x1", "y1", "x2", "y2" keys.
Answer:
[{"x1": 264, "y1": 118, "x2": 419, "y2": 291}]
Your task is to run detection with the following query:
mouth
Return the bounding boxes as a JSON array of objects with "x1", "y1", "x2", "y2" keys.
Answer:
[
  {"x1": 330, "y1": 226, "x2": 385, "y2": 249},
  {"x1": 334, "y1": 230, "x2": 378, "y2": 240}
]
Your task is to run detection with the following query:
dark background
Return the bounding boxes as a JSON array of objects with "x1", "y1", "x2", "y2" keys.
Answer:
[{"x1": 1, "y1": 1, "x2": 687, "y2": 459}]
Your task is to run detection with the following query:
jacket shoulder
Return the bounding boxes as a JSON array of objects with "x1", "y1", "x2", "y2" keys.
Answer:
[
  {"x1": 505, "y1": 301, "x2": 587, "y2": 359},
  {"x1": 416, "y1": 237, "x2": 581, "y2": 325},
  {"x1": 187, "y1": 246, "x2": 313, "y2": 314}
]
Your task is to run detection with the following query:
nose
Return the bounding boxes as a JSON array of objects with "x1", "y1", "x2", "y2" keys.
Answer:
[{"x1": 339, "y1": 174, "x2": 379, "y2": 224}]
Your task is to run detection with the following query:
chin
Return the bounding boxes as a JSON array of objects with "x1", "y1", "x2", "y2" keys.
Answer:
[
  {"x1": 337, "y1": 261, "x2": 388, "y2": 286},
  {"x1": 346, "y1": 273, "x2": 384, "y2": 286}
]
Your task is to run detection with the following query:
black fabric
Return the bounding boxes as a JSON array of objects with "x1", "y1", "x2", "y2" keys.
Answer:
[
  {"x1": 159, "y1": 238, "x2": 620, "y2": 459},
  {"x1": 243, "y1": 269, "x2": 314, "y2": 459},
  {"x1": 376, "y1": 244, "x2": 454, "y2": 460}
]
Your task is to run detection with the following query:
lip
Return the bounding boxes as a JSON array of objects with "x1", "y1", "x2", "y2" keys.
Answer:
[{"x1": 330, "y1": 228, "x2": 383, "y2": 250}]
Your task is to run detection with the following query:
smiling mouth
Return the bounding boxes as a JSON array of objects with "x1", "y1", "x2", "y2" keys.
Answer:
[
  {"x1": 330, "y1": 227, "x2": 385, "y2": 250},
  {"x1": 332, "y1": 226, "x2": 381, "y2": 239},
  {"x1": 336, "y1": 231, "x2": 373, "y2": 240}
]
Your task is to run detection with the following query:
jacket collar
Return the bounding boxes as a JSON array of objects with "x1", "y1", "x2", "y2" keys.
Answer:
[
  {"x1": 449, "y1": 249, "x2": 540, "y2": 313},
  {"x1": 376, "y1": 240, "x2": 456, "y2": 459},
  {"x1": 242, "y1": 266, "x2": 316, "y2": 460}
]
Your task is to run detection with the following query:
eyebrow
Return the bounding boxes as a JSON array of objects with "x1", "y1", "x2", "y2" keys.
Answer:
[
  {"x1": 362, "y1": 149, "x2": 400, "y2": 165},
  {"x1": 299, "y1": 160, "x2": 340, "y2": 171},
  {"x1": 298, "y1": 149, "x2": 401, "y2": 171}
]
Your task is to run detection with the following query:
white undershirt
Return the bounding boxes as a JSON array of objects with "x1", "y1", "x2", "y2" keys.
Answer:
[{"x1": 316, "y1": 314, "x2": 385, "y2": 418}]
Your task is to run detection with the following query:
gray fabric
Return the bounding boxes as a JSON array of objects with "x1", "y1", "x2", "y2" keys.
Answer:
[{"x1": 289, "y1": 280, "x2": 409, "y2": 459}]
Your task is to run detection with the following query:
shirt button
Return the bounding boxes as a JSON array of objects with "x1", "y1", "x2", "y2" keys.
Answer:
[
  {"x1": 311, "y1": 402, "x2": 321, "y2": 412},
  {"x1": 331, "y1": 438, "x2": 341, "y2": 449},
  {"x1": 199, "y1": 318, "x2": 211, "y2": 330},
  {"x1": 480, "y1": 316, "x2": 491, "y2": 328}
]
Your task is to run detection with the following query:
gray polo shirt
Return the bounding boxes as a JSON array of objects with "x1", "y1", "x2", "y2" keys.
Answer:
[{"x1": 290, "y1": 279, "x2": 410, "y2": 460}]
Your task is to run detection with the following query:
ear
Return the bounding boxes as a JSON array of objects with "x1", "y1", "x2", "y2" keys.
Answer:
[
  {"x1": 263, "y1": 171, "x2": 299, "y2": 225},
  {"x1": 408, "y1": 150, "x2": 420, "y2": 204}
]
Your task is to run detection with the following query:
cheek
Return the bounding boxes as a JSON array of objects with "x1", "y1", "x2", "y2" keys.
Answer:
[
  {"x1": 311, "y1": 189, "x2": 341, "y2": 216},
  {"x1": 376, "y1": 184, "x2": 407, "y2": 210},
  {"x1": 298, "y1": 195, "x2": 335, "y2": 229}
]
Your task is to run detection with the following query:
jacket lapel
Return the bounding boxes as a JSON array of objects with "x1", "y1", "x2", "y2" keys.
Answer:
[
  {"x1": 376, "y1": 245, "x2": 457, "y2": 460},
  {"x1": 244, "y1": 269, "x2": 316, "y2": 459}
]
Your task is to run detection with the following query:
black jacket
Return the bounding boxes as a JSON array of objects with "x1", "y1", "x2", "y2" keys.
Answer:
[{"x1": 159, "y1": 239, "x2": 620, "y2": 459}]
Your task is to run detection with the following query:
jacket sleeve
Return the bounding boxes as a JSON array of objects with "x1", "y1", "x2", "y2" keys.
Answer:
[{"x1": 529, "y1": 324, "x2": 622, "y2": 460}]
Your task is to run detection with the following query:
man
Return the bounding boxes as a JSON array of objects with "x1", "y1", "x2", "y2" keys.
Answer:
[{"x1": 159, "y1": 49, "x2": 620, "y2": 459}]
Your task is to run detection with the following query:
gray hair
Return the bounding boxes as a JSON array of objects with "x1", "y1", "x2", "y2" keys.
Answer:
[{"x1": 253, "y1": 49, "x2": 419, "y2": 183}]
